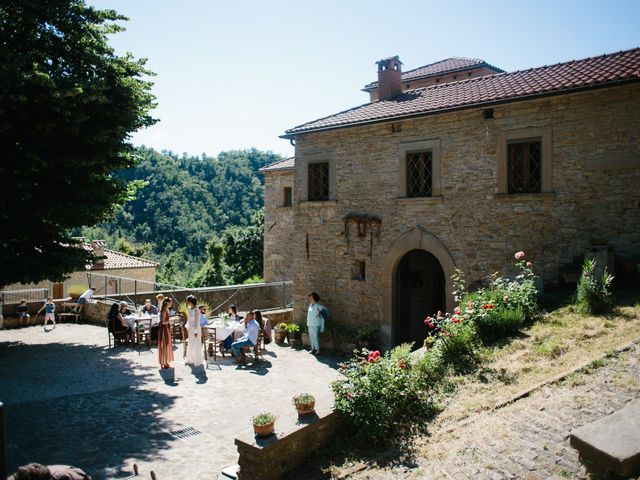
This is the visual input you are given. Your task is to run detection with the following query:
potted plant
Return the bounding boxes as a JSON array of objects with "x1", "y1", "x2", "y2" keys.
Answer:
[
  {"x1": 252, "y1": 412, "x2": 276, "y2": 437},
  {"x1": 68, "y1": 284, "x2": 86, "y2": 300},
  {"x1": 285, "y1": 323, "x2": 301, "y2": 345},
  {"x1": 274, "y1": 323, "x2": 288, "y2": 344},
  {"x1": 292, "y1": 393, "x2": 316, "y2": 417}
]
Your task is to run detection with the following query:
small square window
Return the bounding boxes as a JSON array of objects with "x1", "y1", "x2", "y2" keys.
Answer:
[
  {"x1": 507, "y1": 140, "x2": 541, "y2": 194},
  {"x1": 406, "y1": 151, "x2": 433, "y2": 198},
  {"x1": 308, "y1": 162, "x2": 329, "y2": 201},
  {"x1": 352, "y1": 261, "x2": 366, "y2": 281},
  {"x1": 283, "y1": 187, "x2": 292, "y2": 207}
]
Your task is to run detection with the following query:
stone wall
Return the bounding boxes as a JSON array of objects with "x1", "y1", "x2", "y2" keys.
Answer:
[
  {"x1": 288, "y1": 83, "x2": 640, "y2": 346},
  {"x1": 263, "y1": 170, "x2": 295, "y2": 282}
]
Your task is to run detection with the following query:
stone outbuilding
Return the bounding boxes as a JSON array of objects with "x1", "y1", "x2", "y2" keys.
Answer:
[
  {"x1": 266, "y1": 48, "x2": 640, "y2": 349},
  {"x1": 3, "y1": 240, "x2": 159, "y2": 300}
]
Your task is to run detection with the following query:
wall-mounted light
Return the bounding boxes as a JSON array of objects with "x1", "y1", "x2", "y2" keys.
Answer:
[{"x1": 483, "y1": 108, "x2": 494, "y2": 120}]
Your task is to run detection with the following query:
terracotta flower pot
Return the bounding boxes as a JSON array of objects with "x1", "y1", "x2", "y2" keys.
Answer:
[
  {"x1": 295, "y1": 401, "x2": 316, "y2": 417},
  {"x1": 301, "y1": 333, "x2": 310, "y2": 347},
  {"x1": 253, "y1": 421, "x2": 275, "y2": 437},
  {"x1": 274, "y1": 328, "x2": 287, "y2": 344}
]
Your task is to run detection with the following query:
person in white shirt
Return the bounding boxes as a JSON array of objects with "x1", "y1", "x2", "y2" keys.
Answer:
[
  {"x1": 231, "y1": 310, "x2": 260, "y2": 362},
  {"x1": 74, "y1": 287, "x2": 96, "y2": 313}
]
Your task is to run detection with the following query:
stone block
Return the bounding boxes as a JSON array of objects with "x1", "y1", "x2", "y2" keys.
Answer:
[{"x1": 569, "y1": 401, "x2": 640, "y2": 477}]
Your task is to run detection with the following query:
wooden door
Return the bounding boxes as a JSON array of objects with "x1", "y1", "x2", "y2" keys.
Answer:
[{"x1": 52, "y1": 283, "x2": 64, "y2": 299}]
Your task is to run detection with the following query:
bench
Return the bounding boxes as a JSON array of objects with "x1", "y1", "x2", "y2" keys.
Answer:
[
  {"x1": 58, "y1": 302, "x2": 80, "y2": 323},
  {"x1": 570, "y1": 400, "x2": 640, "y2": 478}
]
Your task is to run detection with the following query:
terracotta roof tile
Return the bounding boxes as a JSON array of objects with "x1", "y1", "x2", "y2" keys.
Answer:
[
  {"x1": 84, "y1": 243, "x2": 159, "y2": 270},
  {"x1": 363, "y1": 57, "x2": 503, "y2": 89},
  {"x1": 285, "y1": 48, "x2": 640, "y2": 137},
  {"x1": 259, "y1": 157, "x2": 295, "y2": 172}
]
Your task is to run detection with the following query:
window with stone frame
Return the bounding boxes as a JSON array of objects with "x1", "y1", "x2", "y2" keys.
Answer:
[
  {"x1": 507, "y1": 139, "x2": 542, "y2": 194},
  {"x1": 283, "y1": 187, "x2": 292, "y2": 207},
  {"x1": 406, "y1": 150, "x2": 433, "y2": 198},
  {"x1": 308, "y1": 162, "x2": 330, "y2": 201}
]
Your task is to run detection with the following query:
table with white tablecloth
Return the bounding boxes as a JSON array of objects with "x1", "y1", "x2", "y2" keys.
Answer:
[
  {"x1": 205, "y1": 320, "x2": 244, "y2": 340},
  {"x1": 123, "y1": 314, "x2": 159, "y2": 329}
]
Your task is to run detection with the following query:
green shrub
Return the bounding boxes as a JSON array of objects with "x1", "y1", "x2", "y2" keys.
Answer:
[
  {"x1": 332, "y1": 345, "x2": 436, "y2": 442},
  {"x1": 423, "y1": 310, "x2": 478, "y2": 371},
  {"x1": 68, "y1": 284, "x2": 87, "y2": 298},
  {"x1": 576, "y1": 258, "x2": 614, "y2": 314}
]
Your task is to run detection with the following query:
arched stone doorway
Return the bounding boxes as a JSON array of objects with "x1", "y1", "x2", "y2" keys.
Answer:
[
  {"x1": 380, "y1": 227, "x2": 456, "y2": 348},
  {"x1": 395, "y1": 250, "x2": 445, "y2": 348}
]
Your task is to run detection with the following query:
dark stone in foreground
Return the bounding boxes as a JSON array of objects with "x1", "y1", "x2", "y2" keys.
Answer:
[{"x1": 570, "y1": 400, "x2": 640, "y2": 478}]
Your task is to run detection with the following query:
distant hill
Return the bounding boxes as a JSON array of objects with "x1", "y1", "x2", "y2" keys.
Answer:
[{"x1": 78, "y1": 146, "x2": 282, "y2": 285}]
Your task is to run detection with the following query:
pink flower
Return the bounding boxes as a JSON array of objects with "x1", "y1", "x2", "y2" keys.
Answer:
[
  {"x1": 437, "y1": 310, "x2": 443, "y2": 318},
  {"x1": 526, "y1": 261, "x2": 533, "y2": 268},
  {"x1": 454, "y1": 306, "x2": 461, "y2": 315},
  {"x1": 515, "y1": 251, "x2": 525, "y2": 260},
  {"x1": 423, "y1": 316, "x2": 432, "y2": 325},
  {"x1": 346, "y1": 392, "x2": 353, "y2": 399}
]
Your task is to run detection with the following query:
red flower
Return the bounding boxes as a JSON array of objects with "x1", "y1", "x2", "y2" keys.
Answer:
[
  {"x1": 437, "y1": 310, "x2": 443, "y2": 318},
  {"x1": 398, "y1": 359, "x2": 406, "y2": 369},
  {"x1": 452, "y1": 317, "x2": 460, "y2": 323},
  {"x1": 423, "y1": 316, "x2": 432, "y2": 325},
  {"x1": 482, "y1": 304, "x2": 489, "y2": 310},
  {"x1": 454, "y1": 306, "x2": 461, "y2": 315},
  {"x1": 346, "y1": 392, "x2": 353, "y2": 399},
  {"x1": 488, "y1": 303, "x2": 494, "y2": 310},
  {"x1": 339, "y1": 362, "x2": 347, "y2": 369}
]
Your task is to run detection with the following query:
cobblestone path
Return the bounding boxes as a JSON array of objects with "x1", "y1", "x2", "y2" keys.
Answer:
[{"x1": 0, "y1": 324, "x2": 340, "y2": 479}]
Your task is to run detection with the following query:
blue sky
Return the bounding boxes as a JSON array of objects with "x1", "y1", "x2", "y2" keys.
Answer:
[{"x1": 89, "y1": 0, "x2": 640, "y2": 158}]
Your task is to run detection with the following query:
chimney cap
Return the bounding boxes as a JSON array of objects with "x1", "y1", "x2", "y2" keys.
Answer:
[{"x1": 376, "y1": 55, "x2": 403, "y2": 69}]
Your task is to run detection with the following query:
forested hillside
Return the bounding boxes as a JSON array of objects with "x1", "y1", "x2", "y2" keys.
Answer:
[{"x1": 78, "y1": 147, "x2": 281, "y2": 286}]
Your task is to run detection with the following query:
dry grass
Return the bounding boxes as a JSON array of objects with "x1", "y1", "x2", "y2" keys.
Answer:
[{"x1": 431, "y1": 285, "x2": 640, "y2": 429}]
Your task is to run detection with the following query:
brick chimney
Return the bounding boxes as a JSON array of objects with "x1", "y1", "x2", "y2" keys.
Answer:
[
  {"x1": 376, "y1": 56, "x2": 403, "y2": 100},
  {"x1": 91, "y1": 240, "x2": 106, "y2": 269}
]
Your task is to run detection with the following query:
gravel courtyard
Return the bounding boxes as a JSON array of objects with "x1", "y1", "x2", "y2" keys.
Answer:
[{"x1": 0, "y1": 324, "x2": 340, "y2": 479}]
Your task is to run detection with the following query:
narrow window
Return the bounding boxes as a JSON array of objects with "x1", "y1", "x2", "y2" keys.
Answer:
[
  {"x1": 283, "y1": 187, "x2": 292, "y2": 207},
  {"x1": 507, "y1": 140, "x2": 541, "y2": 194},
  {"x1": 308, "y1": 162, "x2": 329, "y2": 201},
  {"x1": 352, "y1": 261, "x2": 366, "y2": 281},
  {"x1": 406, "y1": 151, "x2": 433, "y2": 197}
]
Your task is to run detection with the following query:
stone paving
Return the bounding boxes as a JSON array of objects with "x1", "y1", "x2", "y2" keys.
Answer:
[
  {"x1": 339, "y1": 344, "x2": 640, "y2": 480},
  {"x1": 0, "y1": 324, "x2": 340, "y2": 479}
]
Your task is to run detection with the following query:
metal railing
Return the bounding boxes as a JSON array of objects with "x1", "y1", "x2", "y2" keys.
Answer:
[{"x1": 0, "y1": 288, "x2": 49, "y2": 305}]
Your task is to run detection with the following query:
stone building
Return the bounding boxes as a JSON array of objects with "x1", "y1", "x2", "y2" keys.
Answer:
[
  {"x1": 268, "y1": 48, "x2": 640, "y2": 348},
  {"x1": 260, "y1": 158, "x2": 295, "y2": 282},
  {"x1": 3, "y1": 240, "x2": 159, "y2": 299}
]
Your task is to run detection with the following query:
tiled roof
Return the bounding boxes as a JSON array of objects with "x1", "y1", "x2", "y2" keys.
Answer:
[
  {"x1": 363, "y1": 57, "x2": 503, "y2": 89},
  {"x1": 84, "y1": 243, "x2": 159, "y2": 270},
  {"x1": 285, "y1": 48, "x2": 640, "y2": 137},
  {"x1": 259, "y1": 157, "x2": 295, "y2": 172}
]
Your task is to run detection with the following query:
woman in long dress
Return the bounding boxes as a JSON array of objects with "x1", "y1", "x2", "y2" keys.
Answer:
[
  {"x1": 158, "y1": 297, "x2": 174, "y2": 369},
  {"x1": 185, "y1": 294, "x2": 203, "y2": 367}
]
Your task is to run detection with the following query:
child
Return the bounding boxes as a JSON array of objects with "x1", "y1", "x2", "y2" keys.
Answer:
[
  {"x1": 16, "y1": 300, "x2": 30, "y2": 327},
  {"x1": 37, "y1": 297, "x2": 56, "y2": 329}
]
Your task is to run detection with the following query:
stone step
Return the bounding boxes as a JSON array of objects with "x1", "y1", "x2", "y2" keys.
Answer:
[{"x1": 570, "y1": 400, "x2": 640, "y2": 478}]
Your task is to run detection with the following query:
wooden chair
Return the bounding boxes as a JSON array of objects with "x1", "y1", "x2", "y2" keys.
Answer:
[
  {"x1": 135, "y1": 318, "x2": 152, "y2": 348},
  {"x1": 241, "y1": 330, "x2": 265, "y2": 364},
  {"x1": 172, "y1": 314, "x2": 185, "y2": 345},
  {"x1": 105, "y1": 319, "x2": 129, "y2": 348},
  {"x1": 204, "y1": 327, "x2": 217, "y2": 361}
]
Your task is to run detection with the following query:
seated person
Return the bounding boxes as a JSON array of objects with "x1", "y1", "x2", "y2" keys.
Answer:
[
  {"x1": 107, "y1": 303, "x2": 132, "y2": 342},
  {"x1": 142, "y1": 298, "x2": 158, "y2": 315},
  {"x1": 9, "y1": 462, "x2": 92, "y2": 479},
  {"x1": 254, "y1": 310, "x2": 271, "y2": 344},
  {"x1": 231, "y1": 310, "x2": 260, "y2": 362},
  {"x1": 16, "y1": 299, "x2": 30, "y2": 327}
]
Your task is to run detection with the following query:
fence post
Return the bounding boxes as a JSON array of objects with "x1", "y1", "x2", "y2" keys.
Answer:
[
  {"x1": 0, "y1": 401, "x2": 6, "y2": 480},
  {"x1": 134, "y1": 280, "x2": 137, "y2": 309},
  {"x1": 104, "y1": 276, "x2": 108, "y2": 300},
  {"x1": 44, "y1": 288, "x2": 49, "y2": 301}
]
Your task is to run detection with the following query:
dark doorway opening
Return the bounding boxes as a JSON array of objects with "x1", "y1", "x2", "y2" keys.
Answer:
[{"x1": 394, "y1": 249, "x2": 445, "y2": 348}]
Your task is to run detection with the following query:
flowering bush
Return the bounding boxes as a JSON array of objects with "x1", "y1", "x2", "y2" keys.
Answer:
[
  {"x1": 576, "y1": 258, "x2": 614, "y2": 314},
  {"x1": 423, "y1": 309, "x2": 478, "y2": 368},
  {"x1": 332, "y1": 345, "x2": 436, "y2": 442},
  {"x1": 456, "y1": 252, "x2": 539, "y2": 337}
]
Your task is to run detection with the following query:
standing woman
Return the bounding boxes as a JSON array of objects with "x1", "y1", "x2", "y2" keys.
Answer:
[
  {"x1": 307, "y1": 291, "x2": 326, "y2": 355},
  {"x1": 185, "y1": 294, "x2": 203, "y2": 367},
  {"x1": 158, "y1": 297, "x2": 175, "y2": 369}
]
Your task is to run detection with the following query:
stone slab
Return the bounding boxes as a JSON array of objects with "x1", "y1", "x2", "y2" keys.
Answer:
[{"x1": 570, "y1": 400, "x2": 640, "y2": 477}]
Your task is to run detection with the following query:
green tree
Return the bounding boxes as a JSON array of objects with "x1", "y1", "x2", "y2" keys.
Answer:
[
  {"x1": 222, "y1": 209, "x2": 264, "y2": 284},
  {"x1": 192, "y1": 235, "x2": 227, "y2": 287},
  {"x1": 114, "y1": 238, "x2": 153, "y2": 259},
  {"x1": 0, "y1": 0, "x2": 156, "y2": 287}
]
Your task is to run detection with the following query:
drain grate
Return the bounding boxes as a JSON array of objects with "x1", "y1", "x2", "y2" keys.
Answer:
[{"x1": 169, "y1": 426, "x2": 201, "y2": 439}]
